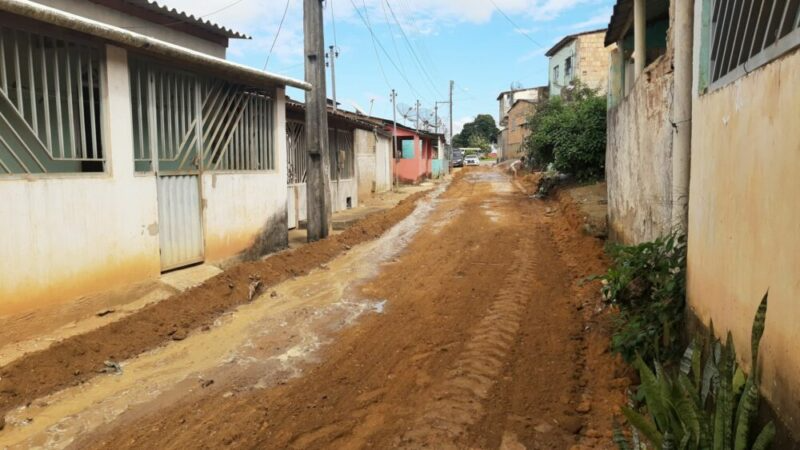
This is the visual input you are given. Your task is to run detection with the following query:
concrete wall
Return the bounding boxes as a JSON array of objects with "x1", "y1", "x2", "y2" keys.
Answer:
[
  {"x1": 687, "y1": 48, "x2": 800, "y2": 437},
  {"x1": 0, "y1": 45, "x2": 161, "y2": 315},
  {"x1": 374, "y1": 134, "x2": 392, "y2": 193},
  {"x1": 606, "y1": 56, "x2": 675, "y2": 244},
  {"x1": 549, "y1": 40, "x2": 577, "y2": 97},
  {"x1": 33, "y1": 0, "x2": 227, "y2": 58}
]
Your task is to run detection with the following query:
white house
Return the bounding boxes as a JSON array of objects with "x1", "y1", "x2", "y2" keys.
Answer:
[{"x1": 0, "y1": 0, "x2": 308, "y2": 314}]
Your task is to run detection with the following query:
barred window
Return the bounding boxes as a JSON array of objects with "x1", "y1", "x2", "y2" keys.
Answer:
[
  {"x1": 286, "y1": 120, "x2": 306, "y2": 184},
  {"x1": 0, "y1": 26, "x2": 104, "y2": 175},
  {"x1": 130, "y1": 58, "x2": 274, "y2": 173},
  {"x1": 710, "y1": 0, "x2": 800, "y2": 87},
  {"x1": 328, "y1": 128, "x2": 354, "y2": 180}
]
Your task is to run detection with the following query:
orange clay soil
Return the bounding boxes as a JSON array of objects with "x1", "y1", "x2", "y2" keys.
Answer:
[
  {"x1": 0, "y1": 189, "x2": 432, "y2": 418},
  {"x1": 77, "y1": 168, "x2": 628, "y2": 449}
]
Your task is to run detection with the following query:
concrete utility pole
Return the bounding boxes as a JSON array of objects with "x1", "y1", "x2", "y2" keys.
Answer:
[
  {"x1": 326, "y1": 45, "x2": 339, "y2": 111},
  {"x1": 449, "y1": 80, "x2": 454, "y2": 144},
  {"x1": 304, "y1": 0, "x2": 331, "y2": 241},
  {"x1": 391, "y1": 88, "x2": 398, "y2": 190},
  {"x1": 415, "y1": 100, "x2": 420, "y2": 130},
  {"x1": 433, "y1": 104, "x2": 439, "y2": 134}
]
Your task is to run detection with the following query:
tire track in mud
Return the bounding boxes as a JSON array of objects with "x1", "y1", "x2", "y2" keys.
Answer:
[{"x1": 398, "y1": 245, "x2": 536, "y2": 448}]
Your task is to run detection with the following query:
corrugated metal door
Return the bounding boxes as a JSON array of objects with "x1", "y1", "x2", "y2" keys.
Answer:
[{"x1": 157, "y1": 175, "x2": 205, "y2": 271}]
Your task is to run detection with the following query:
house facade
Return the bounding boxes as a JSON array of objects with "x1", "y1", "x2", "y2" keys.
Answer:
[
  {"x1": 285, "y1": 101, "x2": 394, "y2": 229},
  {"x1": 388, "y1": 123, "x2": 441, "y2": 184},
  {"x1": 496, "y1": 86, "x2": 547, "y2": 161},
  {"x1": 0, "y1": 0, "x2": 307, "y2": 314},
  {"x1": 605, "y1": 0, "x2": 800, "y2": 439},
  {"x1": 546, "y1": 29, "x2": 611, "y2": 97}
]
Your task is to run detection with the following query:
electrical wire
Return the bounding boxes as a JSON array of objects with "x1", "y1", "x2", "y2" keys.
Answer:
[
  {"x1": 488, "y1": 0, "x2": 546, "y2": 49},
  {"x1": 384, "y1": 1, "x2": 444, "y2": 98},
  {"x1": 347, "y1": 0, "x2": 426, "y2": 100},
  {"x1": 361, "y1": 0, "x2": 392, "y2": 89},
  {"x1": 263, "y1": 0, "x2": 292, "y2": 70}
]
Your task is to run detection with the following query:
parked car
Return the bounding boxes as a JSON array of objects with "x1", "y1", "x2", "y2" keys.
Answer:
[
  {"x1": 464, "y1": 155, "x2": 480, "y2": 166},
  {"x1": 451, "y1": 150, "x2": 464, "y2": 167}
]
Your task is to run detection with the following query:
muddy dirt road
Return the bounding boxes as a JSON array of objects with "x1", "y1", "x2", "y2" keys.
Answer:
[{"x1": 0, "y1": 168, "x2": 626, "y2": 449}]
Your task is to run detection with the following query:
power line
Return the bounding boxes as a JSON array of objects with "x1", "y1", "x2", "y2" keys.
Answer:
[
  {"x1": 360, "y1": 0, "x2": 391, "y2": 88},
  {"x1": 329, "y1": 0, "x2": 339, "y2": 50},
  {"x1": 347, "y1": 0, "x2": 426, "y2": 100},
  {"x1": 384, "y1": 1, "x2": 444, "y2": 98},
  {"x1": 488, "y1": 0, "x2": 546, "y2": 49},
  {"x1": 380, "y1": 0, "x2": 411, "y2": 83},
  {"x1": 263, "y1": 0, "x2": 292, "y2": 70}
]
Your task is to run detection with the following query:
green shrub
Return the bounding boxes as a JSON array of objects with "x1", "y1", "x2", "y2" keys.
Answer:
[
  {"x1": 523, "y1": 80, "x2": 607, "y2": 180},
  {"x1": 615, "y1": 292, "x2": 775, "y2": 450},
  {"x1": 599, "y1": 233, "x2": 687, "y2": 365}
]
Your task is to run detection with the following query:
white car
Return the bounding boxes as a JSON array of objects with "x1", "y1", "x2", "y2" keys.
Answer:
[{"x1": 464, "y1": 155, "x2": 480, "y2": 166}]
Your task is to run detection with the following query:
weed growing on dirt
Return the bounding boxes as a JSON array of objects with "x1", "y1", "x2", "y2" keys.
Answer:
[
  {"x1": 614, "y1": 292, "x2": 775, "y2": 450},
  {"x1": 599, "y1": 233, "x2": 687, "y2": 365}
]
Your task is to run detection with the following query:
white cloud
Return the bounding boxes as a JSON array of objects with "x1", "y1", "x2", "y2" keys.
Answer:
[
  {"x1": 567, "y1": 7, "x2": 613, "y2": 30},
  {"x1": 452, "y1": 115, "x2": 475, "y2": 135}
]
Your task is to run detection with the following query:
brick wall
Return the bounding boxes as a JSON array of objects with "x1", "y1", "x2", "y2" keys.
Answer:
[{"x1": 576, "y1": 32, "x2": 613, "y2": 94}]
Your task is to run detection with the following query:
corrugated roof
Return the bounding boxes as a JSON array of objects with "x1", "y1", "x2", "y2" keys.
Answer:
[
  {"x1": 604, "y1": 0, "x2": 670, "y2": 46},
  {"x1": 545, "y1": 28, "x2": 607, "y2": 57},
  {"x1": 119, "y1": 0, "x2": 250, "y2": 39}
]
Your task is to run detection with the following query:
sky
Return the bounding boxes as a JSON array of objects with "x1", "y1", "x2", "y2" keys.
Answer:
[{"x1": 158, "y1": 0, "x2": 615, "y2": 135}]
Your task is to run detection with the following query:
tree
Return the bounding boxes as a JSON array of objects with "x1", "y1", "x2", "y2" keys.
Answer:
[
  {"x1": 523, "y1": 79, "x2": 607, "y2": 180},
  {"x1": 467, "y1": 134, "x2": 490, "y2": 151},
  {"x1": 452, "y1": 114, "x2": 499, "y2": 148}
]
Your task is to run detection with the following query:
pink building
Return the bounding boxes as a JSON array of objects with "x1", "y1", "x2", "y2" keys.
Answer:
[{"x1": 386, "y1": 123, "x2": 442, "y2": 184}]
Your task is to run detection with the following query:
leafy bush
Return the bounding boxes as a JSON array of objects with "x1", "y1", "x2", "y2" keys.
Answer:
[
  {"x1": 615, "y1": 292, "x2": 775, "y2": 450},
  {"x1": 524, "y1": 80, "x2": 607, "y2": 180},
  {"x1": 599, "y1": 233, "x2": 687, "y2": 365}
]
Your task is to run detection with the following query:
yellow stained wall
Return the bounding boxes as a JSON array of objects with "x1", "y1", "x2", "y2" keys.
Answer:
[{"x1": 687, "y1": 49, "x2": 800, "y2": 435}]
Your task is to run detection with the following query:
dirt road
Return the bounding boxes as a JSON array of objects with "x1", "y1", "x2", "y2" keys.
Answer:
[{"x1": 0, "y1": 168, "x2": 626, "y2": 449}]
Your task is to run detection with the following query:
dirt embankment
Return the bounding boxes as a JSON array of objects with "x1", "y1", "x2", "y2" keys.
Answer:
[
  {"x1": 81, "y1": 169, "x2": 627, "y2": 449},
  {"x1": 0, "y1": 190, "x2": 431, "y2": 417}
]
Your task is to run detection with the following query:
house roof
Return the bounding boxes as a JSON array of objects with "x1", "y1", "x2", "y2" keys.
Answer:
[
  {"x1": 90, "y1": 0, "x2": 250, "y2": 39},
  {"x1": 1, "y1": 0, "x2": 308, "y2": 90},
  {"x1": 545, "y1": 28, "x2": 607, "y2": 57},
  {"x1": 286, "y1": 100, "x2": 384, "y2": 131},
  {"x1": 604, "y1": 0, "x2": 670, "y2": 46}
]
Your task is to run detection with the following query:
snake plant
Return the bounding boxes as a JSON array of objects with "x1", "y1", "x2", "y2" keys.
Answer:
[{"x1": 615, "y1": 292, "x2": 775, "y2": 450}]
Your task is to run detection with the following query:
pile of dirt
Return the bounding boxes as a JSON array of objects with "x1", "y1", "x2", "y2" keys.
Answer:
[{"x1": 0, "y1": 190, "x2": 431, "y2": 417}]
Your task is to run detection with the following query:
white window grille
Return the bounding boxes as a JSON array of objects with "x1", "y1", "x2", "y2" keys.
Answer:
[
  {"x1": 0, "y1": 25, "x2": 104, "y2": 175},
  {"x1": 130, "y1": 58, "x2": 273, "y2": 173},
  {"x1": 710, "y1": 0, "x2": 800, "y2": 88}
]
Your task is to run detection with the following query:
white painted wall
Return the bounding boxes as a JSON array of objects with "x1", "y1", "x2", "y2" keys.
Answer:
[
  {"x1": 375, "y1": 134, "x2": 392, "y2": 193},
  {"x1": 0, "y1": 45, "x2": 161, "y2": 315},
  {"x1": 32, "y1": 0, "x2": 228, "y2": 58}
]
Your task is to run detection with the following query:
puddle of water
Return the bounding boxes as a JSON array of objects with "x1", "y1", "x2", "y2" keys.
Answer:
[{"x1": 0, "y1": 183, "x2": 449, "y2": 450}]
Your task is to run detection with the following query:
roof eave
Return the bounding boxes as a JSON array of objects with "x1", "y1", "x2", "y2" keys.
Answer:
[{"x1": 1, "y1": 0, "x2": 309, "y2": 91}]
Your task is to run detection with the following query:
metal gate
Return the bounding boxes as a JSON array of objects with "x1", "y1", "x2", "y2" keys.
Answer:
[
  {"x1": 131, "y1": 62, "x2": 205, "y2": 271},
  {"x1": 156, "y1": 175, "x2": 204, "y2": 270}
]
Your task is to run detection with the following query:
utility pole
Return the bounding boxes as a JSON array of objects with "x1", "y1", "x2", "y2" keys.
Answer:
[
  {"x1": 304, "y1": 0, "x2": 331, "y2": 241},
  {"x1": 391, "y1": 89, "x2": 398, "y2": 190},
  {"x1": 433, "y1": 104, "x2": 439, "y2": 134},
  {"x1": 449, "y1": 80, "x2": 454, "y2": 144},
  {"x1": 326, "y1": 45, "x2": 339, "y2": 111},
  {"x1": 415, "y1": 100, "x2": 420, "y2": 130}
]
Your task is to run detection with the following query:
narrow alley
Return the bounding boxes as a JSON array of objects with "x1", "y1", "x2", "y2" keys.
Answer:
[{"x1": 0, "y1": 168, "x2": 625, "y2": 449}]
